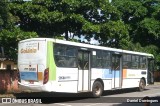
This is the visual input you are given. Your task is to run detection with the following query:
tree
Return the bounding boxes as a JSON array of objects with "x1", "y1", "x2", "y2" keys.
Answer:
[
  {"x1": 9, "y1": 0, "x2": 96, "y2": 39},
  {"x1": 99, "y1": 20, "x2": 129, "y2": 48},
  {"x1": 0, "y1": 0, "x2": 38, "y2": 60},
  {"x1": 9, "y1": 0, "x2": 128, "y2": 47},
  {"x1": 0, "y1": 0, "x2": 8, "y2": 29},
  {"x1": 2, "y1": 0, "x2": 160, "y2": 64},
  {"x1": 0, "y1": 28, "x2": 37, "y2": 60},
  {"x1": 112, "y1": 0, "x2": 160, "y2": 65}
]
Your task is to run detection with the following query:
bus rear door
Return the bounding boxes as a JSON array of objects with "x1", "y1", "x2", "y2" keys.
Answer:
[{"x1": 78, "y1": 50, "x2": 91, "y2": 92}]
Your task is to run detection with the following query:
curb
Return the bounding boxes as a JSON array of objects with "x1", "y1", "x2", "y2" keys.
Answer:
[{"x1": 153, "y1": 82, "x2": 160, "y2": 85}]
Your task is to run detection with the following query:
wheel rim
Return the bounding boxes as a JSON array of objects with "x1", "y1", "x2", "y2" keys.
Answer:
[
  {"x1": 140, "y1": 80, "x2": 145, "y2": 90},
  {"x1": 94, "y1": 85, "x2": 101, "y2": 96}
]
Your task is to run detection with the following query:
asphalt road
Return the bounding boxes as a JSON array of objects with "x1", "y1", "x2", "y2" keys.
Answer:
[{"x1": 0, "y1": 84, "x2": 160, "y2": 106}]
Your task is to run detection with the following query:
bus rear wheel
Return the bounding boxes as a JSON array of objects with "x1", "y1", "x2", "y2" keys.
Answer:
[
  {"x1": 139, "y1": 79, "x2": 145, "y2": 91},
  {"x1": 92, "y1": 81, "x2": 103, "y2": 97}
]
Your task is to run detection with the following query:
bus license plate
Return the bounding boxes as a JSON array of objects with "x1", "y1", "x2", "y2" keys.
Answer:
[{"x1": 29, "y1": 81, "x2": 34, "y2": 84}]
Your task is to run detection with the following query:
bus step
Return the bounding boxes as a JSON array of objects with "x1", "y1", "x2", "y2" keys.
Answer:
[
  {"x1": 78, "y1": 90, "x2": 90, "y2": 93},
  {"x1": 112, "y1": 88, "x2": 121, "y2": 90}
]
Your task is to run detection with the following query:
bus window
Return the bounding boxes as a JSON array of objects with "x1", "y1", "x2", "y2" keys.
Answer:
[
  {"x1": 96, "y1": 51, "x2": 103, "y2": 68},
  {"x1": 92, "y1": 50, "x2": 110, "y2": 68},
  {"x1": 92, "y1": 50, "x2": 102, "y2": 68},
  {"x1": 131, "y1": 55, "x2": 139, "y2": 69},
  {"x1": 54, "y1": 44, "x2": 77, "y2": 67},
  {"x1": 102, "y1": 51, "x2": 110, "y2": 68},
  {"x1": 140, "y1": 56, "x2": 147, "y2": 69},
  {"x1": 84, "y1": 52, "x2": 89, "y2": 70},
  {"x1": 112, "y1": 55, "x2": 120, "y2": 70},
  {"x1": 92, "y1": 55, "x2": 97, "y2": 68},
  {"x1": 123, "y1": 54, "x2": 131, "y2": 69},
  {"x1": 78, "y1": 51, "x2": 89, "y2": 70},
  {"x1": 78, "y1": 51, "x2": 83, "y2": 70}
]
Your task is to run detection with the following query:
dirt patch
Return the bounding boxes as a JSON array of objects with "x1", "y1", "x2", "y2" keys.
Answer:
[{"x1": 0, "y1": 93, "x2": 15, "y2": 98}]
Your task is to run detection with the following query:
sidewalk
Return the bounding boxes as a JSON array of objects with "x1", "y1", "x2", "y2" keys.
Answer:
[{"x1": 154, "y1": 82, "x2": 160, "y2": 85}]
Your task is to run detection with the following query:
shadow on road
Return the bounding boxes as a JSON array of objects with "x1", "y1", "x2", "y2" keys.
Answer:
[
  {"x1": 13, "y1": 92, "x2": 93, "y2": 103},
  {"x1": 102, "y1": 88, "x2": 149, "y2": 96},
  {"x1": 13, "y1": 88, "x2": 150, "y2": 104}
]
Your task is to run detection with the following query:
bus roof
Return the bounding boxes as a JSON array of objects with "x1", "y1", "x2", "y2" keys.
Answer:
[{"x1": 19, "y1": 38, "x2": 154, "y2": 58}]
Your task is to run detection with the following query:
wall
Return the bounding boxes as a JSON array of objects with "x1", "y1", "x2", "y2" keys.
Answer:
[
  {"x1": 154, "y1": 71, "x2": 160, "y2": 82},
  {"x1": 0, "y1": 70, "x2": 19, "y2": 93}
]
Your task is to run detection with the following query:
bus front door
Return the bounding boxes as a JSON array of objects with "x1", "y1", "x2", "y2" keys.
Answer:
[
  {"x1": 78, "y1": 50, "x2": 90, "y2": 92},
  {"x1": 147, "y1": 58, "x2": 154, "y2": 84},
  {"x1": 112, "y1": 54, "x2": 121, "y2": 89}
]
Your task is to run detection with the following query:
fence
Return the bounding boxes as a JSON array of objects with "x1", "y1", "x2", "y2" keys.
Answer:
[{"x1": 154, "y1": 71, "x2": 160, "y2": 82}]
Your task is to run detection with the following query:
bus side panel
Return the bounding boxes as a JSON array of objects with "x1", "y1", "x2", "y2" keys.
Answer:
[
  {"x1": 47, "y1": 41, "x2": 56, "y2": 81},
  {"x1": 122, "y1": 69, "x2": 147, "y2": 88},
  {"x1": 91, "y1": 68, "x2": 112, "y2": 90},
  {"x1": 54, "y1": 68, "x2": 78, "y2": 93}
]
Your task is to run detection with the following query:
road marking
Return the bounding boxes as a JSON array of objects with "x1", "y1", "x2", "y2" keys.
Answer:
[
  {"x1": 55, "y1": 103, "x2": 72, "y2": 106},
  {"x1": 84, "y1": 103, "x2": 102, "y2": 106}
]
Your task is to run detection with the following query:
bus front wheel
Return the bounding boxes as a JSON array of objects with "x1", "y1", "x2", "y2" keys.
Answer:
[
  {"x1": 139, "y1": 79, "x2": 145, "y2": 91},
  {"x1": 92, "y1": 81, "x2": 103, "y2": 97}
]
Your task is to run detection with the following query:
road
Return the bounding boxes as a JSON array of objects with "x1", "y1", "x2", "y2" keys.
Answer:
[{"x1": 0, "y1": 84, "x2": 160, "y2": 106}]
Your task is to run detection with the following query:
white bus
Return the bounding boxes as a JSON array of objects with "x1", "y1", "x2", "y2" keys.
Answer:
[{"x1": 18, "y1": 38, "x2": 154, "y2": 97}]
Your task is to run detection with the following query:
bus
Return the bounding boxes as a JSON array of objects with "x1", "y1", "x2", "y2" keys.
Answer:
[{"x1": 18, "y1": 38, "x2": 154, "y2": 97}]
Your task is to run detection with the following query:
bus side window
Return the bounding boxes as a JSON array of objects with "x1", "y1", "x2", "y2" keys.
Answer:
[
  {"x1": 67, "y1": 57, "x2": 76, "y2": 67},
  {"x1": 96, "y1": 59, "x2": 102, "y2": 68},
  {"x1": 123, "y1": 62, "x2": 128, "y2": 69},
  {"x1": 123, "y1": 54, "x2": 131, "y2": 69},
  {"x1": 78, "y1": 52, "x2": 83, "y2": 70},
  {"x1": 84, "y1": 61, "x2": 89, "y2": 70},
  {"x1": 140, "y1": 56, "x2": 146, "y2": 69},
  {"x1": 54, "y1": 44, "x2": 77, "y2": 68},
  {"x1": 96, "y1": 51, "x2": 102, "y2": 68},
  {"x1": 78, "y1": 60, "x2": 82, "y2": 69},
  {"x1": 55, "y1": 56, "x2": 66, "y2": 67},
  {"x1": 92, "y1": 55, "x2": 97, "y2": 68}
]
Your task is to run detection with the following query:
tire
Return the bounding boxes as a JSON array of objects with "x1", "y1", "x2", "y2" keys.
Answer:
[
  {"x1": 92, "y1": 81, "x2": 103, "y2": 97},
  {"x1": 139, "y1": 79, "x2": 145, "y2": 91}
]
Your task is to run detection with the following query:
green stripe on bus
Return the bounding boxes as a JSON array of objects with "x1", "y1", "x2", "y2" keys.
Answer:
[{"x1": 47, "y1": 41, "x2": 56, "y2": 80}]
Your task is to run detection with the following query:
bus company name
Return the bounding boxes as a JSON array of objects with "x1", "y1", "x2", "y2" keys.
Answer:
[
  {"x1": 59, "y1": 76, "x2": 71, "y2": 80},
  {"x1": 21, "y1": 48, "x2": 37, "y2": 53},
  {"x1": 128, "y1": 74, "x2": 135, "y2": 77}
]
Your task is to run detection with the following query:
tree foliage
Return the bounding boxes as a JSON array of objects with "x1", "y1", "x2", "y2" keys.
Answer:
[
  {"x1": 112, "y1": 0, "x2": 160, "y2": 65},
  {"x1": 0, "y1": 0, "x2": 38, "y2": 60},
  {"x1": 0, "y1": 0, "x2": 8, "y2": 29},
  {"x1": 0, "y1": 0, "x2": 160, "y2": 65},
  {"x1": 99, "y1": 20, "x2": 129, "y2": 48}
]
